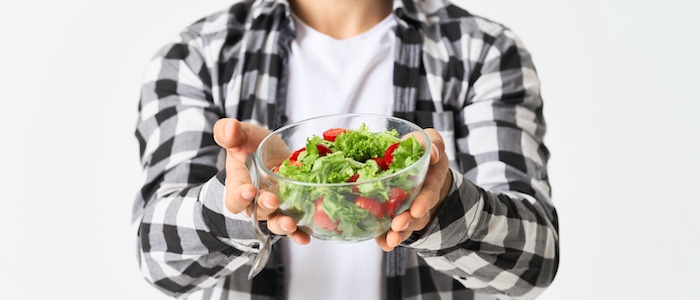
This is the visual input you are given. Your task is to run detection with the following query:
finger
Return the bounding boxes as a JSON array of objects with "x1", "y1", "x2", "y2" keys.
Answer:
[
  {"x1": 409, "y1": 159, "x2": 449, "y2": 219},
  {"x1": 391, "y1": 210, "x2": 432, "y2": 233},
  {"x1": 213, "y1": 118, "x2": 247, "y2": 151},
  {"x1": 213, "y1": 118, "x2": 278, "y2": 161},
  {"x1": 390, "y1": 211, "x2": 413, "y2": 232},
  {"x1": 217, "y1": 119, "x2": 257, "y2": 163},
  {"x1": 387, "y1": 210, "x2": 431, "y2": 243},
  {"x1": 379, "y1": 211, "x2": 432, "y2": 251},
  {"x1": 288, "y1": 230, "x2": 311, "y2": 245},
  {"x1": 266, "y1": 213, "x2": 299, "y2": 236},
  {"x1": 265, "y1": 214, "x2": 311, "y2": 245},
  {"x1": 409, "y1": 212, "x2": 433, "y2": 232},
  {"x1": 226, "y1": 184, "x2": 256, "y2": 214},
  {"x1": 390, "y1": 211, "x2": 422, "y2": 230},
  {"x1": 384, "y1": 229, "x2": 413, "y2": 249},
  {"x1": 224, "y1": 156, "x2": 257, "y2": 214},
  {"x1": 423, "y1": 129, "x2": 446, "y2": 165},
  {"x1": 375, "y1": 233, "x2": 394, "y2": 252},
  {"x1": 386, "y1": 230, "x2": 402, "y2": 249},
  {"x1": 250, "y1": 191, "x2": 280, "y2": 219}
]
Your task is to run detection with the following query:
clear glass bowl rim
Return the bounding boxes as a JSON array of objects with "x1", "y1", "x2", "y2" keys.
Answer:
[{"x1": 254, "y1": 113, "x2": 432, "y2": 188}]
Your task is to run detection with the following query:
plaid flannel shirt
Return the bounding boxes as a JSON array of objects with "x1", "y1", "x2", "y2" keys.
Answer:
[{"x1": 133, "y1": 0, "x2": 559, "y2": 299}]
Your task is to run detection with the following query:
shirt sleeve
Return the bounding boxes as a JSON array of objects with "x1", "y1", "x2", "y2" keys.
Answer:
[
  {"x1": 403, "y1": 28, "x2": 559, "y2": 299},
  {"x1": 132, "y1": 28, "x2": 261, "y2": 298}
]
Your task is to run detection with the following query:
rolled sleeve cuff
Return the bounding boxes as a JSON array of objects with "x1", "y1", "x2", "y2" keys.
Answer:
[
  {"x1": 404, "y1": 168, "x2": 484, "y2": 252},
  {"x1": 200, "y1": 169, "x2": 262, "y2": 252}
]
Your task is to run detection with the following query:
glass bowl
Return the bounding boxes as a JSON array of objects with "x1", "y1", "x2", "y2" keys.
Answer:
[{"x1": 252, "y1": 113, "x2": 431, "y2": 242}]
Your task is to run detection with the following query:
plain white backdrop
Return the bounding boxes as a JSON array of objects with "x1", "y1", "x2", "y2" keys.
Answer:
[{"x1": 1, "y1": 0, "x2": 698, "y2": 299}]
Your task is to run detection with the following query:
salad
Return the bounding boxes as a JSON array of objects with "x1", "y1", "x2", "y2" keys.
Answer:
[{"x1": 271, "y1": 123, "x2": 426, "y2": 240}]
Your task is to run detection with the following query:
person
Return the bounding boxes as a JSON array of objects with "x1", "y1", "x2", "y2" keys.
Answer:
[{"x1": 132, "y1": 0, "x2": 559, "y2": 299}]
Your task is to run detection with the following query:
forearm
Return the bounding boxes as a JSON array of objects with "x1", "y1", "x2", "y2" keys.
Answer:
[
  {"x1": 404, "y1": 168, "x2": 558, "y2": 298},
  {"x1": 133, "y1": 34, "x2": 261, "y2": 295},
  {"x1": 137, "y1": 144, "x2": 288, "y2": 294},
  {"x1": 136, "y1": 177, "x2": 254, "y2": 297},
  {"x1": 401, "y1": 25, "x2": 560, "y2": 297}
]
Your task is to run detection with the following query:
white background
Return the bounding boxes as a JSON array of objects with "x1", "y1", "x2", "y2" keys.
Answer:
[{"x1": 0, "y1": 0, "x2": 698, "y2": 299}]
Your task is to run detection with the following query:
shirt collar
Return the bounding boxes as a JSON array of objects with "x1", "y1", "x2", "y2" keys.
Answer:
[
  {"x1": 249, "y1": 0, "x2": 450, "y2": 30},
  {"x1": 393, "y1": 0, "x2": 451, "y2": 28},
  {"x1": 251, "y1": 0, "x2": 292, "y2": 20}
]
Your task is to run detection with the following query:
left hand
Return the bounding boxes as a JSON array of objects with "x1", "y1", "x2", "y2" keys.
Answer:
[{"x1": 375, "y1": 129, "x2": 452, "y2": 252}]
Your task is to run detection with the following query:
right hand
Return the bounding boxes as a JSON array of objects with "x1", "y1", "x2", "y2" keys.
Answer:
[{"x1": 213, "y1": 118, "x2": 311, "y2": 245}]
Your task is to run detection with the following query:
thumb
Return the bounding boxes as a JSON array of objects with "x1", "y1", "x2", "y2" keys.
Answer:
[{"x1": 213, "y1": 118, "x2": 248, "y2": 150}]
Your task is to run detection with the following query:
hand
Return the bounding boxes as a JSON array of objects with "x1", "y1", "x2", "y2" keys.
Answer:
[
  {"x1": 213, "y1": 118, "x2": 311, "y2": 245},
  {"x1": 375, "y1": 129, "x2": 452, "y2": 252}
]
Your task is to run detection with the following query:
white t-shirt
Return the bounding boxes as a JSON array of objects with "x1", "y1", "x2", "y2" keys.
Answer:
[
  {"x1": 283, "y1": 13, "x2": 397, "y2": 300},
  {"x1": 285, "y1": 14, "x2": 396, "y2": 122}
]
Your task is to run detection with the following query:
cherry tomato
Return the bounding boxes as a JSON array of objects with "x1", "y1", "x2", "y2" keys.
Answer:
[
  {"x1": 313, "y1": 198, "x2": 339, "y2": 231},
  {"x1": 322, "y1": 128, "x2": 347, "y2": 142},
  {"x1": 354, "y1": 197, "x2": 383, "y2": 218},
  {"x1": 385, "y1": 187, "x2": 409, "y2": 218}
]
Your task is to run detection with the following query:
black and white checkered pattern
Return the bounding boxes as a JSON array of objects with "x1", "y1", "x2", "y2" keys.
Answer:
[{"x1": 133, "y1": 0, "x2": 559, "y2": 299}]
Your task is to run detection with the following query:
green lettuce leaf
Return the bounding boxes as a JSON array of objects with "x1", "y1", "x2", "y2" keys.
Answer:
[{"x1": 272, "y1": 123, "x2": 426, "y2": 239}]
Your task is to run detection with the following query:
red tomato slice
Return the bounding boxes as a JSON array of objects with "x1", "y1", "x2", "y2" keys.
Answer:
[
  {"x1": 316, "y1": 144, "x2": 332, "y2": 156},
  {"x1": 347, "y1": 173, "x2": 360, "y2": 193},
  {"x1": 347, "y1": 173, "x2": 359, "y2": 182},
  {"x1": 384, "y1": 143, "x2": 400, "y2": 166},
  {"x1": 354, "y1": 197, "x2": 383, "y2": 218},
  {"x1": 322, "y1": 128, "x2": 347, "y2": 142},
  {"x1": 371, "y1": 157, "x2": 389, "y2": 171},
  {"x1": 385, "y1": 187, "x2": 409, "y2": 218},
  {"x1": 313, "y1": 198, "x2": 339, "y2": 231},
  {"x1": 290, "y1": 147, "x2": 306, "y2": 161}
]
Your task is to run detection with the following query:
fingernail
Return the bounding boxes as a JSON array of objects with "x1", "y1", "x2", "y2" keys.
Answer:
[
  {"x1": 411, "y1": 207, "x2": 427, "y2": 219},
  {"x1": 400, "y1": 221, "x2": 410, "y2": 231},
  {"x1": 262, "y1": 198, "x2": 275, "y2": 210},
  {"x1": 431, "y1": 143, "x2": 439, "y2": 160},
  {"x1": 241, "y1": 189, "x2": 256, "y2": 201},
  {"x1": 281, "y1": 222, "x2": 293, "y2": 233},
  {"x1": 224, "y1": 119, "x2": 233, "y2": 138}
]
